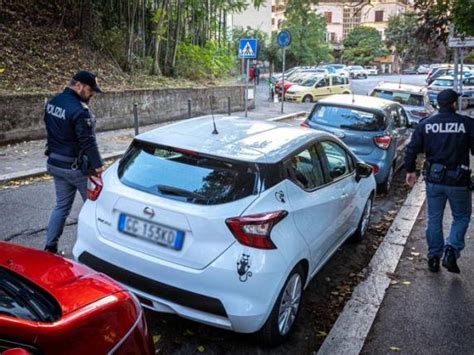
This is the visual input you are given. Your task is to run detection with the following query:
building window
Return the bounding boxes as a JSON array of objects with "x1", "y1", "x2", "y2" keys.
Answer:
[
  {"x1": 324, "y1": 12, "x2": 332, "y2": 24},
  {"x1": 375, "y1": 10, "x2": 384, "y2": 22},
  {"x1": 272, "y1": 5, "x2": 275, "y2": 12}
]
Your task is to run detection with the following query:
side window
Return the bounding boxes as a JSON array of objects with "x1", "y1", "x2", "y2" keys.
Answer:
[
  {"x1": 316, "y1": 77, "x2": 330, "y2": 88},
  {"x1": 320, "y1": 141, "x2": 351, "y2": 180},
  {"x1": 389, "y1": 107, "x2": 401, "y2": 127},
  {"x1": 397, "y1": 106, "x2": 408, "y2": 126},
  {"x1": 288, "y1": 145, "x2": 325, "y2": 189},
  {"x1": 332, "y1": 76, "x2": 344, "y2": 85}
]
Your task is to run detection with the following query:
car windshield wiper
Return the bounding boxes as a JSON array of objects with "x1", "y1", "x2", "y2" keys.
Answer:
[{"x1": 157, "y1": 184, "x2": 205, "y2": 200}]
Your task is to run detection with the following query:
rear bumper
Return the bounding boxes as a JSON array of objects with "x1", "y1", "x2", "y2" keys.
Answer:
[{"x1": 73, "y1": 203, "x2": 290, "y2": 334}]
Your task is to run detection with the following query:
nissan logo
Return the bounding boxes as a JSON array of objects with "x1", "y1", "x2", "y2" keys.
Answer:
[{"x1": 143, "y1": 207, "x2": 155, "y2": 218}]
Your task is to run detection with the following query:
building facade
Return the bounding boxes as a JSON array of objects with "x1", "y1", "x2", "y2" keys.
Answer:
[{"x1": 231, "y1": 0, "x2": 273, "y2": 38}]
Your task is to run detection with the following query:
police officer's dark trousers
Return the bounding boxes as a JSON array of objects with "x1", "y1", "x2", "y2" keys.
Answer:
[
  {"x1": 426, "y1": 183, "x2": 472, "y2": 259},
  {"x1": 45, "y1": 164, "x2": 87, "y2": 249}
]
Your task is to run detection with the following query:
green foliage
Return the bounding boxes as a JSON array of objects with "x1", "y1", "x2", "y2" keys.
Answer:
[
  {"x1": 385, "y1": 12, "x2": 433, "y2": 64},
  {"x1": 464, "y1": 50, "x2": 474, "y2": 63},
  {"x1": 93, "y1": 27, "x2": 128, "y2": 70},
  {"x1": 175, "y1": 42, "x2": 234, "y2": 80},
  {"x1": 342, "y1": 26, "x2": 387, "y2": 65},
  {"x1": 414, "y1": 0, "x2": 474, "y2": 43},
  {"x1": 281, "y1": 0, "x2": 333, "y2": 67}
]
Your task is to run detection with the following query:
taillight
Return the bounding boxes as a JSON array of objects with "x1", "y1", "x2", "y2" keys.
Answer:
[
  {"x1": 87, "y1": 174, "x2": 103, "y2": 201},
  {"x1": 301, "y1": 121, "x2": 310, "y2": 128},
  {"x1": 370, "y1": 164, "x2": 380, "y2": 174},
  {"x1": 225, "y1": 211, "x2": 288, "y2": 249},
  {"x1": 373, "y1": 136, "x2": 392, "y2": 150}
]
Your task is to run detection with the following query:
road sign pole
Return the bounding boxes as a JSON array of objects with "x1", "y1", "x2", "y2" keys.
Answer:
[
  {"x1": 245, "y1": 58, "x2": 249, "y2": 117},
  {"x1": 459, "y1": 47, "x2": 464, "y2": 109},
  {"x1": 454, "y1": 48, "x2": 459, "y2": 111},
  {"x1": 281, "y1": 47, "x2": 285, "y2": 114}
]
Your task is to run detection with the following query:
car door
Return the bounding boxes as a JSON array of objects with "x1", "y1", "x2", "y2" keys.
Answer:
[
  {"x1": 389, "y1": 105, "x2": 409, "y2": 171},
  {"x1": 311, "y1": 77, "x2": 331, "y2": 100},
  {"x1": 319, "y1": 140, "x2": 358, "y2": 245},
  {"x1": 331, "y1": 75, "x2": 349, "y2": 94},
  {"x1": 285, "y1": 143, "x2": 345, "y2": 270}
]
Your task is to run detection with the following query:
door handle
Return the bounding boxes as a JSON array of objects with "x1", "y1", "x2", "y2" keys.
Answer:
[{"x1": 341, "y1": 192, "x2": 349, "y2": 199}]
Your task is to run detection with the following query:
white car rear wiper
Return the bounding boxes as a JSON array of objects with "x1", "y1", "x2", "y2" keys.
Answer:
[{"x1": 157, "y1": 184, "x2": 205, "y2": 200}]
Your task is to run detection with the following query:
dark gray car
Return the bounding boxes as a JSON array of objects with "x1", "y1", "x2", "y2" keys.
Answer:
[{"x1": 301, "y1": 94, "x2": 414, "y2": 193}]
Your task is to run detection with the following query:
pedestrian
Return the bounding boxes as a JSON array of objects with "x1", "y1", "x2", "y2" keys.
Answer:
[
  {"x1": 43, "y1": 70, "x2": 104, "y2": 253},
  {"x1": 249, "y1": 64, "x2": 255, "y2": 84},
  {"x1": 255, "y1": 64, "x2": 261, "y2": 85},
  {"x1": 405, "y1": 89, "x2": 474, "y2": 273}
]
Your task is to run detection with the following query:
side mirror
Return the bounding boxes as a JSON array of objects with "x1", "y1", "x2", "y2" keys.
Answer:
[
  {"x1": 355, "y1": 162, "x2": 373, "y2": 182},
  {"x1": 408, "y1": 120, "x2": 418, "y2": 129}
]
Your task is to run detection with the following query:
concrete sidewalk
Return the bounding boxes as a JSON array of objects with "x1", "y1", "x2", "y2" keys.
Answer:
[
  {"x1": 361, "y1": 192, "x2": 474, "y2": 354},
  {"x1": 0, "y1": 102, "x2": 308, "y2": 184}
]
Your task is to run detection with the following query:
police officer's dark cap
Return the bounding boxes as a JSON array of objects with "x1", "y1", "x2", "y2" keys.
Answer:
[
  {"x1": 73, "y1": 70, "x2": 102, "y2": 93},
  {"x1": 437, "y1": 89, "x2": 459, "y2": 107}
]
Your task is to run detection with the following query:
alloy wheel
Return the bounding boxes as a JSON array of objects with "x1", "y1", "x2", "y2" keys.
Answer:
[
  {"x1": 278, "y1": 273, "x2": 302, "y2": 335},
  {"x1": 360, "y1": 198, "x2": 372, "y2": 236}
]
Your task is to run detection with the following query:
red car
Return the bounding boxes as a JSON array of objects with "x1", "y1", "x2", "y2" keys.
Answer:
[{"x1": 0, "y1": 242, "x2": 154, "y2": 355}]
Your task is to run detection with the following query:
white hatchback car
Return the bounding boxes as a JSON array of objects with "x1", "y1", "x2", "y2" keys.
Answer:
[{"x1": 73, "y1": 115, "x2": 376, "y2": 345}]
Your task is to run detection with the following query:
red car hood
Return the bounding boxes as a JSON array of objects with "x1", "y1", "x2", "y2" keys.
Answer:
[{"x1": 0, "y1": 242, "x2": 123, "y2": 316}]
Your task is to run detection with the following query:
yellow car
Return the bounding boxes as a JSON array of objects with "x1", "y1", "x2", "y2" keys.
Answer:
[{"x1": 285, "y1": 74, "x2": 351, "y2": 103}]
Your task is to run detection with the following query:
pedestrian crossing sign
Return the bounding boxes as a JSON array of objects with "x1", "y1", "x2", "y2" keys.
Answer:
[{"x1": 239, "y1": 39, "x2": 257, "y2": 59}]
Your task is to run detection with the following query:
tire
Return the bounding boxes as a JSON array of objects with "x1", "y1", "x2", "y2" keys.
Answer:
[
  {"x1": 350, "y1": 194, "x2": 373, "y2": 242},
  {"x1": 378, "y1": 165, "x2": 394, "y2": 194},
  {"x1": 364, "y1": 74, "x2": 368, "y2": 79},
  {"x1": 259, "y1": 265, "x2": 305, "y2": 347},
  {"x1": 303, "y1": 95, "x2": 313, "y2": 103}
]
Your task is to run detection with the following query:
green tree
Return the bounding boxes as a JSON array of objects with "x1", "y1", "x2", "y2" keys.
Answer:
[
  {"x1": 414, "y1": 0, "x2": 474, "y2": 43},
  {"x1": 280, "y1": 0, "x2": 333, "y2": 68},
  {"x1": 385, "y1": 12, "x2": 434, "y2": 70},
  {"x1": 342, "y1": 26, "x2": 387, "y2": 65}
]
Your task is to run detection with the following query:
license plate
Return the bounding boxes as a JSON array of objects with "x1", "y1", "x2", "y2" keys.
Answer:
[{"x1": 118, "y1": 213, "x2": 185, "y2": 250}]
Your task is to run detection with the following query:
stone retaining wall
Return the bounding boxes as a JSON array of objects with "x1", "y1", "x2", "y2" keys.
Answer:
[{"x1": 0, "y1": 85, "x2": 247, "y2": 144}]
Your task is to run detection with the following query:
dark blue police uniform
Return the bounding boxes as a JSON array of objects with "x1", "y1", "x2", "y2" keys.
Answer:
[
  {"x1": 405, "y1": 89, "x2": 474, "y2": 273},
  {"x1": 44, "y1": 71, "x2": 103, "y2": 253}
]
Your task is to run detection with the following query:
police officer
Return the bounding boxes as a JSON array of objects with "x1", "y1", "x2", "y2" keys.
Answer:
[
  {"x1": 44, "y1": 70, "x2": 104, "y2": 253},
  {"x1": 405, "y1": 89, "x2": 474, "y2": 273}
]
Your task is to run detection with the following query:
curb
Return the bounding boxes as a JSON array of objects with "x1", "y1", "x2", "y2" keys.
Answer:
[
  {"x1": 0, "y1": 111, "x2": 308, "y2": 184},
  {"x1": 317, "y1": 179, "x2": 426, "y2": 355}
]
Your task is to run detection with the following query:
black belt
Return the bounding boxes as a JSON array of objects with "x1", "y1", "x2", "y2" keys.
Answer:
[{"x1": 49, "y1": 152, "x2": 78, "y2": 163}]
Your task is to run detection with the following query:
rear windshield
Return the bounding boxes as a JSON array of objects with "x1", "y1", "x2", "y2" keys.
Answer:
[
  {"x1": 309, "y1": 104, "x2": 386, "y2": 131},
  {"x1": 0, "y1": 267, "x2": 61, "y2": 322},
  {"x1": 371, "y1": 89, "x2": 424, "y2": 106},
  {"x1": 118, "y1": 141, "x2": 259, "y2": 205},
  {"x1": 432, "y1": 79, "x2": 453, "y2": 87}
]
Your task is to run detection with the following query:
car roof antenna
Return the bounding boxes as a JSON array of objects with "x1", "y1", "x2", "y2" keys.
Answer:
[
  {"x1": 210, "y1": 95, "x2": 219, "y2": 135},
  {"x1": 399, "y1": 76, "x2": 402, "y2": 89},
  {"x1": 352, "y1": 91, "x2": 355, "y2": 104}
]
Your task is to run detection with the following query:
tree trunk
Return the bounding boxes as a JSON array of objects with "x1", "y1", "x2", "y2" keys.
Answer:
[
  {"x1": 151, "y1": 0, "x2": 168, "y2": 76},
  {"x1": 170, "y1": 0, "x2": 183, "y2": 74}
]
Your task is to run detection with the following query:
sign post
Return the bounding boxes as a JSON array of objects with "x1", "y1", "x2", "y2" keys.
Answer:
[
  {"x1": 277, "y1": 30, "x2": 292, "y2": 114},
  {"x1": 448, "y1": 26, "x2": 474, "y2": 111},
  {"x1": 238, "y1": 38, "x2": 257, "y2": 117}
]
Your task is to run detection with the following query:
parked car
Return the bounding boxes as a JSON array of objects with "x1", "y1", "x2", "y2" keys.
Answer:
[
  {"x1": 347, "y1": 65, "x2": 368, "y2": 79},
  {"x1": 427, "y1": 75, "x2": 474, "y2": 108},
  {"x1": 285, "y1": 74, "x2": 351, "y2": 103},
  {"x1": 416, "y1": 65, "x2": 430, "y2": 74},
  {"x1": 73, "y1": 115, "x2": 376, "y2": 346},
  {"x1": 275, "y1": 70, "x2": 322, "y2": 96},
  {"x1": 324, "y1": 64, "x2": 349, "y2": 77},
  {"x1": 369, "y1": 82, "x2": 435, "y2": 122},
  {"x1": 402, "y1": 67, "x2": 418, "y2": 75},
  {"x1": 301, "y1": 94, "x2": 413, "y2": 193},
  {"x1": 0, "y1": 241, "x2": 154, "y2": 355},
  {"x1": 364, "y1": 66, "x2": 379, "y2": 75}
]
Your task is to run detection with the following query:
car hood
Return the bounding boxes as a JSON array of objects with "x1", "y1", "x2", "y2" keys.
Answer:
[
  {"x1": 0, "y1": 241, "x2": 124, "y2": 315},
  {"x1": 287, "y1": 85, "x2": 311, "y2": 93}
]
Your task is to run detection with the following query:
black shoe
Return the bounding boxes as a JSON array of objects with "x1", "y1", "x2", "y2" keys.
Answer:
[
  {"x1": 44, "y1": 244, "x2": 58, "y2": 254},
  {"x1": 442, "y1": 246, "x2": 461, "y2": 274},
  {"x1": 428, "y1": 257, "x2": 440, "y2": 272}
]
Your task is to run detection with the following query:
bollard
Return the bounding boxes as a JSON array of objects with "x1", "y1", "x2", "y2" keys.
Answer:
[
  {"x1": 133, "y1": 103, "x2": 139, "y2": 136},
  {"x1": 188, "y1": 98, "x2": 192, "y2": 118},
  {"x1": 227, "y1": 96, "x2": 231, "y2": 116}
]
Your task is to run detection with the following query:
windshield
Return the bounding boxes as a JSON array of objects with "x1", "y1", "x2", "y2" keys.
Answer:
[
  {"x1": 300, "y1": 77, "x2": 319, "y2": 86},
  {"x1": 371, "y1": 89, "x2": 424, "y2": 106},
  {"x1": 309, "y1": 104, "x2": 386, "y2": 131},
  {"x1": 118, "y1": 141, "x2": 259, "y2": 205}
]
